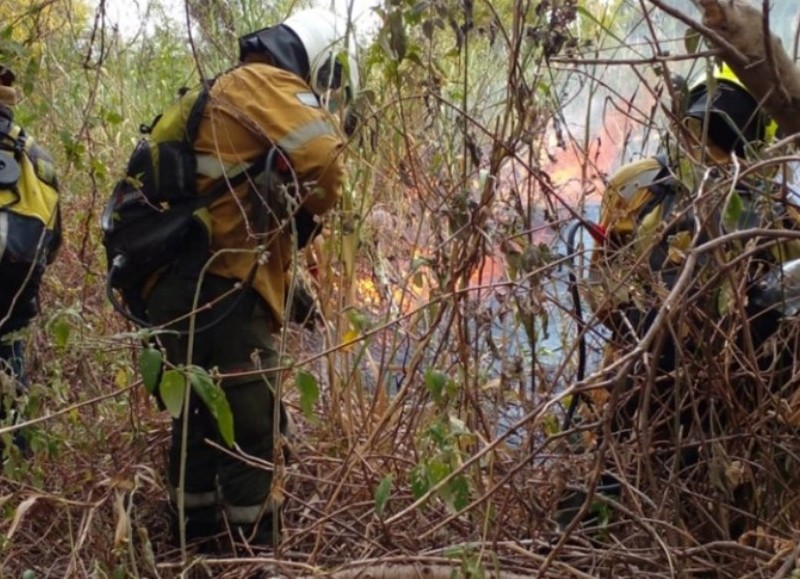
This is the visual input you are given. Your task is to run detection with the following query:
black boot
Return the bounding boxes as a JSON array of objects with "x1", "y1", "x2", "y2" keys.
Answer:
[{"x1": 169, "y1": 504, "x2": 221, "y2": 550}]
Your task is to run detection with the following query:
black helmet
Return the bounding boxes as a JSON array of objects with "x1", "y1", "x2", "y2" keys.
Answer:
[{"x1": 684, "y1": 64, "x2": 775, "y2": 157}]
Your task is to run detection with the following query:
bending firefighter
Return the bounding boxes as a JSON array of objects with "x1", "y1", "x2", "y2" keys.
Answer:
[
  {"x1": 588, "y1": 63, "x2": 800, "y2": 479},
  {"x1": 0, "y1": 61, "x2": 61, "y2": 456},
  {"x1": 106, "y1": 9, "x2": 359, "y2": 548}
]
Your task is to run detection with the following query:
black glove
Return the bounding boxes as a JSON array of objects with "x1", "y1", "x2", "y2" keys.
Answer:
[
  {"x1": 287, "y1": 280, "x2": 319, "y2": 329},
  {"x1": 294, "y1": 209, "x2": 321, "y2": 249}
]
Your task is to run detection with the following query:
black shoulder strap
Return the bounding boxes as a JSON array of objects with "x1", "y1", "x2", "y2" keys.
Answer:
[
  {"x1": 0, "y1": 116, "x2": 12, "y2": 140},
  {"x1": 185, "y1": 78, "x2": 216, "y2": 144},
  {"x1": 0, "y1": 117, "x2": 25, "y2": 158}
]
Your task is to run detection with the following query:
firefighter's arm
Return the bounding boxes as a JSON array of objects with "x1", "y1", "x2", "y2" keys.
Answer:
[
  {"x1": 281, "y1": 114, "x2": 344, "y2": 216},
  {"x1": 589, "y1": 160, "x2": 660, "y2": 328}
]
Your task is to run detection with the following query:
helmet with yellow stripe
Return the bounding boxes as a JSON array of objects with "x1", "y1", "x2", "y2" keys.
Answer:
[{"x1": 684, "y1": 62, "x2": 778, "y2": 157}]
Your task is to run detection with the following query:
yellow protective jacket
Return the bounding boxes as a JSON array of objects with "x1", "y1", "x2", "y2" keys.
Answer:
[
  {"x1": 0, "y1": 105, "x2": 61, "y2": 333},
  {"x1": 192, "y1": 62, "x2": 345, "y2": 325}
]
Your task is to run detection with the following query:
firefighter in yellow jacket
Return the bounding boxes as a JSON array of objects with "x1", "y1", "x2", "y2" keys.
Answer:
[
  {"x1": 589, "y1": 63, "x2": 799, "y2": 447},
  {"x1": 0, "y1": 61, "x2": 61, "y2": 456},
  {"x1": 143, "y1": 9, "x2": 359, "y2": 548}
]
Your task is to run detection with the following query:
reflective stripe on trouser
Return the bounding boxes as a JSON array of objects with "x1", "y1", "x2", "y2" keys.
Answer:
[
  {"x1": 145, "y1": 271, "x2": 282, "y2": 515},
  {"x1": 224, "y1": 498, "x2": 276, "y2": 525}
]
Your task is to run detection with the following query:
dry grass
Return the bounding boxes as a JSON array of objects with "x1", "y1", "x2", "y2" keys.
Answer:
[{"x1": 3, "y1": 170, "x2": 800, "y2": 578}]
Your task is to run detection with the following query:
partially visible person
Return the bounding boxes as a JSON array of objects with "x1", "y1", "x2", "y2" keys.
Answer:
[
  {"x1": 0, "y1": 60, "x2": 62, "y2": 455},
  {"x1": 577, "y1": 62, "x2": 800, "y2": 539}
]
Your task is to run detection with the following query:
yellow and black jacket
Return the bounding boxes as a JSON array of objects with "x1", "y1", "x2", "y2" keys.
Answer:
[
  {"x1": 0, "y1": 105, "x2": 61, "y2": 334},
  {"x1": 191, "y1": 62, "x2": 345, "y2": 326}
]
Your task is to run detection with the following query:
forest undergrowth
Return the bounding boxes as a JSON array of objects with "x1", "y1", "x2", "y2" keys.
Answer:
[{"x1": 1, "y1": 0, "x2": 800, "y2": 577}]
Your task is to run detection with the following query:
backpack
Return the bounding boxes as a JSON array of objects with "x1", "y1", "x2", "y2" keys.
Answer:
[
  {"x1": 101, "y1": 80, "x2": 271, "y2": 323},
  {"x1": 0, "y1": 117, "x2": 61, "y2": 333}
]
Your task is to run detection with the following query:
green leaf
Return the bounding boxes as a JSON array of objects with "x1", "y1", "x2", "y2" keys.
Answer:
[
  {"x1": 89, "y1": 157, "x2": 107, "y2": 179},
  {"x1": 346, "y1": 309, "x2": 371, "y2": 332},
  {"x1": 374, "y1": 474, "x2": 393, "y2": 518},
  {"x1": 188, "y1": 367, "x2": 234, "y2": 446},
  {"x1": 104, "y1": 109, "x2": 124, "y2": 125},
  {"x1": 427, "y1": 458, "x2": 450, "y2": 485},
  {"x1": 722, "y1": 189, "x2": 744, "y2": 233},
  {"x1": 139, "y1": 348, "x2": 163, "y2": 395},
  {"x1": 447, "y1": 475, "x2": 470, "y2": 511},
  {"x1": 50, "y1": 318, "x2": 70, "y2": 349},
  {"x1": 684, "y1": 28, "x2": 701, "y2": 54},
  {"x1": 159, "y1": 370, "x2": 186, "y2": 418},
  {"x1": 422, "y1": 19, "x2": 434, "y2": 40},
  {"x1": 388, "y1": 10, "x2": 407, "y2": 62},
  {"x1": 424, "y1": 369, "x2": 447, "y2": 404},
  {"x1": 590, "y1": 499, "x2": 613, "y2": 528},
  {"x1": 717, "y1": 279, "x2": 735, "y2": 317},
  {"x1": 427, "y1": 419, "x2": 449, "y2": 447},
  {"x1": 410, "y1": 464, "x2": 429, "y2": 499},
  {"x1": 296, "y1": 370, "x2": 319, "y2": 420}
]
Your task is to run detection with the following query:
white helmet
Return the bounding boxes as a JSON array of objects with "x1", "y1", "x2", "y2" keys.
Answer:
[{"x1": 283, "y1": 9, "x2": 360, "y2": 113}]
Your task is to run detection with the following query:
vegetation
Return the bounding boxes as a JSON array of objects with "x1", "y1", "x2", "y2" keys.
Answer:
[{"x1": 2, "y1": 0, "x2": 800, "y2": 576}]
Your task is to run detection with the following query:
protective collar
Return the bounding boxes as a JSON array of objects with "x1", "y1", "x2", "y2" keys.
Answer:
[{"x1": 238, "y1": 25, "x2": 310, "y2": 82}]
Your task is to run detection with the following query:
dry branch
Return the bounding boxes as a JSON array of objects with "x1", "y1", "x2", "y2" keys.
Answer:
[{"x1": 318, "y1": 563, "x2": 537, "y2": 579}]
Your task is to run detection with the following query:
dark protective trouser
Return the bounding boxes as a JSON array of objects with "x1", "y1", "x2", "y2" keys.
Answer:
[
  {"x1": 146, "y1": 269, "x2": 283, "y2": 544},
  {"x1": 0, "y1": 336, "x2": 30, "y2": 455}
]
